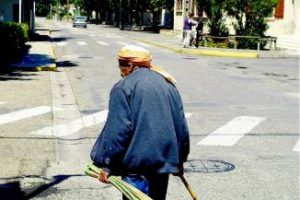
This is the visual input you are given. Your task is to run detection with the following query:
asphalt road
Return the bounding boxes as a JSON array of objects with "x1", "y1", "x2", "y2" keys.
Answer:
[{"x1": 1, "y1": 18, "x2": 299, "y2": 200}]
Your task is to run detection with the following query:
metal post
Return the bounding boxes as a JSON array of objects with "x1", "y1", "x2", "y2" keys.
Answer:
[
  {"x1": 33, "y1": 0, "x2": 35, "y2": 33},
  {"x1": 119, "y1": 0, "x2": 124, "y2": 30},
  {"x1": 19, "y1": 0, "x2": 22, "y2": 23}
]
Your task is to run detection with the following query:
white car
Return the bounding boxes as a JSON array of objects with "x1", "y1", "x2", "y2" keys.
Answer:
[{"x1": 73, "y1": 16, "x2": 87, "y2": 28}]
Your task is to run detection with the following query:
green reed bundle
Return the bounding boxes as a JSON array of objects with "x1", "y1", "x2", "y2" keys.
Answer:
[{"x1": 85, "y1": 163, "x2": 153, "y2": 200}]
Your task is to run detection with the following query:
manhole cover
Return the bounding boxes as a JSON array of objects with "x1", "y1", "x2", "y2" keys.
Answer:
[{"x1": 184, "y1": 159, "x2": 235, "y2": 173}]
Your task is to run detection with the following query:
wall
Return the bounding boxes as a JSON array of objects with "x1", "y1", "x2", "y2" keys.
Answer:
[
  {"x1": 266, "y1": 0, "x2": 299, "y2": 36},
  {"x1": 0, "y1": 0, "x2": 19, "y2": 22}
]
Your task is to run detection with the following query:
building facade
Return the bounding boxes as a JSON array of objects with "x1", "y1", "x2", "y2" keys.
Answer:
[
  {"x1": 0, "y1": 0, "x2": 35, "y2": 32},
  {"x1": 173, "y1": 0, "x2": 299, "y2": 49}
]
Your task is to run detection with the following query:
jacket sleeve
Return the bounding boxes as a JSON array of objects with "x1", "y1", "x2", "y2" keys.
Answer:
[{"x1": 90, "y1": 86, "x2": 132, "y2": 173}]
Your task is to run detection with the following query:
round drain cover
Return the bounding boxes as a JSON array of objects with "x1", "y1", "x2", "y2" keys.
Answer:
[{"x1": 184, "y1": 159, "x2": 235, "y2": 173}]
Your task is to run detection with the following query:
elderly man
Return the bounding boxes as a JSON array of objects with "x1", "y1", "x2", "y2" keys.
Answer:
[{"x1": 90, "y1": 45, "x2": 190, "y2": 200}]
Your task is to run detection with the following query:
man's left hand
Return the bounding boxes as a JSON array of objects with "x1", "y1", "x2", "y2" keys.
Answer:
[{"x1": 98, "y1": 169, "x2": 110, "y2": 184}]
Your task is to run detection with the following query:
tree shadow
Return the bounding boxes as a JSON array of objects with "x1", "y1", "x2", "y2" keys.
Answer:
[
  {"x1": 51, "y1": 37, "x2": 73, "y2": 42},
  {"x1": 0, "y1": 174, "x2": 84, "y2": 200},
  {"x1": 29, "y1": 33, "x2": 51, "y2": 42},
  {"x1": 0, "y1": 71, "x2": 37, "y2": 81},
  {"x1": 56, "y1": 61, "x2": 78, "y2": 67}
]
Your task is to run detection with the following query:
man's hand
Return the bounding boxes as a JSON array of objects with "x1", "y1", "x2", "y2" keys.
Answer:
[
  {"x1": 173, "y1": 163, "x2": 184, "y2": 177},
  {"x1": 98, "y1": 169, "x2": 110, "y2": 184}
]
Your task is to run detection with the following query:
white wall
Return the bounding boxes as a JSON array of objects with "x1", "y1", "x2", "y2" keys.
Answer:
[
  {"x1": 294, "y1": 0, "x2": 300, "y2": 35},
  {"x1": 266, "y1": 0, "x2": 299, "y2": 36}
]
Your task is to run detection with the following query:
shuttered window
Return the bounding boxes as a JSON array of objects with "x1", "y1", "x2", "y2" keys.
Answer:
[{"x1": 274, "y1": 0, "x2": 284, "y2": 19}]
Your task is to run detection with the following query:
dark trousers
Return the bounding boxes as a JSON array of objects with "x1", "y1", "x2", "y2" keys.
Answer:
[
  {"x1": 195, "y1": 31, "x2": 202, "y2": 48},
  {"x1": 122, "y1": 173, "x2": 169, "y2": 200}
]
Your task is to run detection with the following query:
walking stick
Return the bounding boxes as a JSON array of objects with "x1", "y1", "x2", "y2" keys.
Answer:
[{"x1": 179, "y1": 175, "x2": 199, "y2": 200}]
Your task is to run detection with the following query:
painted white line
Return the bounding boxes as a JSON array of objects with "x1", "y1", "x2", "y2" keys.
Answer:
[
  {"x1": 116, "y1": 41, "x2": 128, "y2": 46},
  {"x1": 30, "y1": 110, "x2": 108, "y2": 136},
  {"x1": 197, "y1": 116, "x2": 266, "y2": 146},
  {"x1": 292, "y1": 139, "x2": 300, "y2": 152},
  {"x1": 77, "y1": 41, "x2": 87, "y2": 46},
  {"x1": 185, "y1": 113, "x2": 192, "y2": 118},
  {"x1": 0, "y1": 102, "x2": 7, "y2": 105},
  {"x1": 284, "y1": 92, "x2": 300, "y2": 98},
  {"x1": 136, "y1": 42, "x2": 151, "y2": 47},
  {"x1": 97, "y1": 41, "x2": 108, "y2": 46},
  {"x1": 57, "y1": 42, "x2": 67, "y2": 46},
  {"x1": 31, "y1": 110, "x2": 190, "y2": 136},
  {"x1": 0, "y1": 106, "x2": 51, "y2": 125}
]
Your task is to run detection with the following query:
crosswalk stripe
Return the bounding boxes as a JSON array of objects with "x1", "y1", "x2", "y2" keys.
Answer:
[
  {"x1": 292, "y1": 139, "x2": 300, "y2": 152},
  {"x1": 197, "y1": 116, "x2": 266, "y2": 146},
  {"x1": 57, "y1": 42, "x2": 67, "y2": 46},
  {"x1": 116, "y1": 41, "x2": 128, "y2": 46},
  {"x1": 136, "y1": 42, "x2": 151, "y2": 47},
  {"x1": 97, "y1": 41, "x2": 108, "y2": 46},
  {"x1": 30, "y1": 111, "x2": 192, "y2": 137},
  {"x1": 77, "y1": 41, "x2": 87, "y2": 45},
  {"x1": 0, "y1": 106, "x2": 51, "y2": 125},
  {"x1": 30, "y1": 110, "x2": 108, "y2": 136}
]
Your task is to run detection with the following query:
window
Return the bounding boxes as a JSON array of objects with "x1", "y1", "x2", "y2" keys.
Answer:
[
  {"x1": 274, "y1": 0, "x2": 284, "y2": 19},
  {"x1": 177, "y1": 0, "x2": 182, "y2": 11}
]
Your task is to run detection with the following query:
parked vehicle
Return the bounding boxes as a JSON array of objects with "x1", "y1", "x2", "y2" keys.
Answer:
[{"x1": 73, "y1": 16, "x2": 87, "y2": 28}]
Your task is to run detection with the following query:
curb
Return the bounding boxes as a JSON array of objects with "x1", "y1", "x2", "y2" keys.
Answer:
[{"x1": 136, "y1": 38, "x2": 259, "y2": 58}]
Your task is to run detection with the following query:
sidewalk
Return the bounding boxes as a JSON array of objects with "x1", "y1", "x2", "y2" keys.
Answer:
[
  {"x1": 8, "y1": 28, "x2": 57, "y2": 72},
  {"x1": 134, "y1": 30, "x2": 300, "y2": 58}
]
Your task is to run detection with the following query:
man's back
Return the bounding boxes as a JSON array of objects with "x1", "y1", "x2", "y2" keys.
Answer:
[{"x1": 108, "y1": 68, "x2": 189, "y2": 174}]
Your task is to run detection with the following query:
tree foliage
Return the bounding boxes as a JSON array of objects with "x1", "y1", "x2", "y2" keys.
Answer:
[
  {"x1": 197, "y1": 0, "x2": 278, "y2": 49},
  {"x1": 196, "y1": 0, "x2": 229, "y2": 37}
]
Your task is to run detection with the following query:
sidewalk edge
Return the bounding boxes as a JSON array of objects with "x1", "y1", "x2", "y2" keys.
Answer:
[{"x1": 135, "y1": 38, "x2": 259, "y2": 58}]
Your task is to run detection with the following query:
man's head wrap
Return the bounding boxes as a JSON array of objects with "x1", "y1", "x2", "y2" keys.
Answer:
[
  {"x1": 117, "y1": 45, "x2": 177, "y2": 85},
  {"x1": 118, "y1": 45, "x2": 152, "y2": 67}
]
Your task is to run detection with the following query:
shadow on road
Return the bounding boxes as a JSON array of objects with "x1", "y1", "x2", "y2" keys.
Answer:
[{"x1": 0, "y1": 174, "x2": 85, "y2": 200}]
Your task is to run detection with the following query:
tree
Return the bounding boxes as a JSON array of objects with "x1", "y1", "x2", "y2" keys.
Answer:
[
  {"x1": 224, "y1": 0, "x2": 278, "y2": 49},
  {"x1": 196, "y1": 0, "x2": 229, "y2": 37}
]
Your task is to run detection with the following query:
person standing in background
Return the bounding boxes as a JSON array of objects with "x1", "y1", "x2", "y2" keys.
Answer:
[{"x1": 182, "y1": 13, "x2": 196, "y2": 48}]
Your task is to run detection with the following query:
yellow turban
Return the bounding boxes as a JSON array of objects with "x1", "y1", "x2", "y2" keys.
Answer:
[
  {"x1": 118, "y1": 45, "x2": 152, "y2": 67},
  {"x1": 117, "y1": 45, "x2": 177, "y2": 85}
]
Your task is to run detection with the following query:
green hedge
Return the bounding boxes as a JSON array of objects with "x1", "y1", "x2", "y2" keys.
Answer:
[{"x1": 0, "y1": 21, "x2": 29, "y2": 70}]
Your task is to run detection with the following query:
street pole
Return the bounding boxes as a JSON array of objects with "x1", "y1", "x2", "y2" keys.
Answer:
[
  {"x1": 32, "y1": 0, "x2": 35, "y2": 33},
  {"x1": 119, "y1": 0, "x2": 124, "y2": 30},
  {"x1": 67, "y1": 0, "x2": 70, "y2": 21},
  {"x1": 19, "y1": 0, "x2": 22, "y2": 23}
]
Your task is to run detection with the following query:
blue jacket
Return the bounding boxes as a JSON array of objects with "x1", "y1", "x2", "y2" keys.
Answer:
[{"x1": 91, "y1": 68, "x2": 190, "y2": 175}]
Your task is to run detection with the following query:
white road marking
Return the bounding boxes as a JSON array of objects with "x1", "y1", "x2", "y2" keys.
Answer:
[
  {"x1": 57, "y1": 42, "x2": 67, "y2": 46},
  {"x1": 31, "y1": 110, "x2": 191, "y2": 136},
  {"x1": 116, "y1": 41, "x2": 128, "y2": 46},
  {"x1": 0, "y1": 102, "x2": 7, "y2": 105},
  {"x1": 284, "y1": 92, "x2": 300, "y2": 98},
  {"x1": 97, "y1": 41, "x2": 108, "y2": 46},
  {"x1": 0, "y1": 106, "x2": 51, "y2": 125},
  {"x1": 185, "y1": 113, "x2": 192, "y2": 118},
  {"x1": 136, "y1": 42, "x2": 151, "y2": 47},
  {"x1": 77, "y1": 41, "x2": 87, "y2": 45},
  {"x1": 197, "y1": 116, "x2": 266, "y2": 146},
  {"x1": 30, "y1": 110, "x2": 108, "y2": 136},
  {"x1": 292, "y1": 139, "x2": 300, "y2": 152}
]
